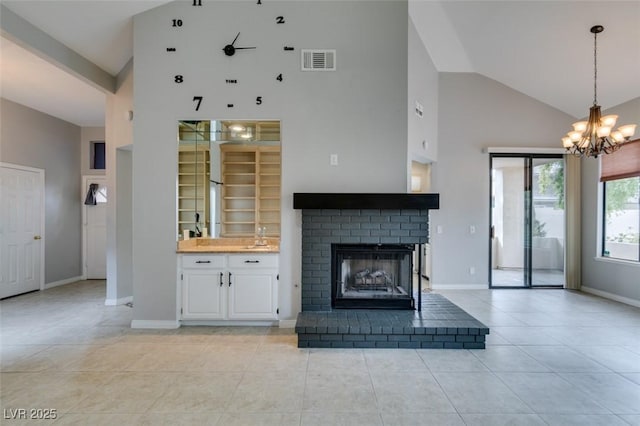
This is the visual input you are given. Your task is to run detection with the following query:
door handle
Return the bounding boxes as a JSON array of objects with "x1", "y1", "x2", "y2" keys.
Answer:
[
  {"x1": 228, "y1": 271, "x2": 232, "y2": 286},
  {"x1": 195, "y1": 260, "x2": 211, "y2": 264},
  {"x1": 244, "y1": 260, "x2": 260, "y2": 264},
  {"x1": 219, "y1": 272, "x2": 224, "y2": 287},
  {"x1": 33, "y1": 235, "x2": 42, "y2": 240}
]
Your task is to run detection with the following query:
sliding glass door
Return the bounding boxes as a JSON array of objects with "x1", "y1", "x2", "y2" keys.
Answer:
[{"x1": 490, "y1": 155, "x2": 565, "y2": 288}]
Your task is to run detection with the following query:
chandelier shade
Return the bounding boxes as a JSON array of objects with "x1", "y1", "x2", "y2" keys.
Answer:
[{"x1": 562, "y1": 25, "x2": 637, "y2": 158}]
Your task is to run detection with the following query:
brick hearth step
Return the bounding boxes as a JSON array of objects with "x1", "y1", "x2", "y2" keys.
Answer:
[{"x1": 295, "y1": 294, "x2": 489, "y2": 349}]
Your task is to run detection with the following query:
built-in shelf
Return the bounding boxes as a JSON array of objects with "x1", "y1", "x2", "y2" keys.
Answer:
[
  {"x1": 178, "y1": 147, "x2": 210, "y2": 235},
  {"x1": 221, "y1": 144, "x2": 281, "y2": 237}
]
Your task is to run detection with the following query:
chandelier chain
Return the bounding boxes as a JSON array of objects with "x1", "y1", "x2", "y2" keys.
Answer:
[{"x1": 593, "y1": 30, "x2": 598, "y2": 106}]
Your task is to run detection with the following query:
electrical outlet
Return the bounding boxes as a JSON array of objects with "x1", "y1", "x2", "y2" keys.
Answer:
[{"x1": 330, "y1": 154, "x2": 338, "y2": 166}]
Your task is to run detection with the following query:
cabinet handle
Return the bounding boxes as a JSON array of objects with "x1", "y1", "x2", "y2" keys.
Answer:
[
  {"x1": 228, "y1": 271, "x2": 232, "y2": 286},
  {"x1": 195, "y1": 260, "x2": 211, "y2": 264},
  {"x1": 219, "y1": 272, "x2": 224, "y2": 287},
  {"x1": 244, "y1": 260, "x2": 260, "y2": 264}
]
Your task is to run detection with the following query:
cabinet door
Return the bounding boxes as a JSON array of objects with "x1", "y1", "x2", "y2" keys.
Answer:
[
  {"x1": 182, "y1": 269, "x2": 225, "y2": 319},
  {"x1": 227, "y1": 269, "x2": 278, "y2": 320}
]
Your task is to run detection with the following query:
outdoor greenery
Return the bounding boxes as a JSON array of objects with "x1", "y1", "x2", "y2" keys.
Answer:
[
  {"x1": 538, "y1": 164, "x2": 638, "y2": 219},
  {"x1": 537, "y1": 162, "x2": 564, "y2": 209},
  {"x1": 604, "y1": 177, "x2": 640, "y2": 219}
]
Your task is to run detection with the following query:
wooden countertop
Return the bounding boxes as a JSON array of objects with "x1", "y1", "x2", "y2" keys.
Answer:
[{"x1": 177, "y1": 237, "x2": 280, "y2": 253}]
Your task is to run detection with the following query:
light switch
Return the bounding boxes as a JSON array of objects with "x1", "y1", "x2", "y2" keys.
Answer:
[
  {"x1": 470, "y1": 225, "x2": 476, "y2": 234},
  {"x1": 436, "y1": 225, "x2": 443, "y2": 234},
  {"x1": 330, "y1": 154, "x2": 338, "y2": 166}
]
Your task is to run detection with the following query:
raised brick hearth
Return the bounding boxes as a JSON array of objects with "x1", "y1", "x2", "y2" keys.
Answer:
[{"x1": 295, "y1": 293, "x2": 489, "y2": 349}]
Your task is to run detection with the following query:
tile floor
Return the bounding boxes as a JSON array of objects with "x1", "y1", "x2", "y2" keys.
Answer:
[{"x1": 1, "y1": 280, "x2": 639, "y2": 425}]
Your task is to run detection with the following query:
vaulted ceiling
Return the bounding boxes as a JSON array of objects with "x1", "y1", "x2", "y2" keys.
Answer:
[{"x1": 1, "y1": 1, "x2": 639, "y2": 127}]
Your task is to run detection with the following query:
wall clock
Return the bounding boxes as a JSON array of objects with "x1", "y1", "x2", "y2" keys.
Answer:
[{"x1": 166, "y1": 0, "x2": 296, "y2": 112}]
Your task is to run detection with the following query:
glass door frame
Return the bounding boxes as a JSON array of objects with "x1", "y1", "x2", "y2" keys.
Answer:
[{"x1": 489, "y1": 153, "x2": 565, "y2": 289}]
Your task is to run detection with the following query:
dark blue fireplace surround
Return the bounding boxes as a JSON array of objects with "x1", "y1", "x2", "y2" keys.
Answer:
[{"x1": 293, "y1": 193, "x2": 489, "y2": 349}]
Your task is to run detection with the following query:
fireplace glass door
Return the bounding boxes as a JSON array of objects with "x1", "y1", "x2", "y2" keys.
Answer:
[{"x1": 332, "y1": 244, "x2": 414, "y2": 309}]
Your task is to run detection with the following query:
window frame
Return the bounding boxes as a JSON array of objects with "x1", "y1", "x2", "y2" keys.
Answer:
[{"x1": 601, "y1": 176, "x2": 640, "y2": 263}]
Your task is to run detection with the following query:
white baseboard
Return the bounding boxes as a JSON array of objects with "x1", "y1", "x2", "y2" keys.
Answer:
[
  {"x1": 431, "y1": 283, "x2": 488, "y2": 290},
  {"x1": 105, "y1": 295, "x2": 133, "y2": 306},
  {"x1": 130, "y1": 320, "x2": 180, "y2": 329},
  {"x1": 180, "y1": 320, "x2": 278, "y2": 327},
  {"x1": 279, "y1": 319, "x2": 297, "y2": 328},
  {"x1": 44, "y1": 275, "x2": 83, "y2": 289},
  {"x1": 581, "y1": 286, "x2": 640, "y2": 308}
]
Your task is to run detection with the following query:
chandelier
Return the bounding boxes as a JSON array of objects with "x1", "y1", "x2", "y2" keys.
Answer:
[{"x1": 562, "y1": 25, "x2": 636, "y2": 158}]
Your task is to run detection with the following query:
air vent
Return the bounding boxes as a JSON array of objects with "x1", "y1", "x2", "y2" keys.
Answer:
[{"x1": 301, "y1": 49, "x2": 336, "y2": 71}]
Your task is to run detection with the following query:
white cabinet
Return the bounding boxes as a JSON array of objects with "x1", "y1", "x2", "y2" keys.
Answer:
[
  {"x1": 180, "y1": 253, "x2": 278, "y2": 321},
  {"x1": 227, "y1": 254, "x2": 278, "y2": 320},
  {"x1": 181, "y1": 255, "x2": 225, "y2": 320}
]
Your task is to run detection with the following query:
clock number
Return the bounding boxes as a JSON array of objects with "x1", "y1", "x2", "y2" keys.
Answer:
[
  {"x1": 256, "y1": 96, "x2": 263, "y2": 105},
  {"x1": 276, "y1": 16, "x2": 285, "y2": 24},
  {"x1": 174, "y1": 75, "x2": 184, "y2": 83},
  {"x1": 192, "y1": 0, "x2": 202, "y2": 5},
  {"x1": 172, "y1": 19, "x2": 183, "y2": 27},
  {"x1": 276, "y1": 74, "x2": 283, "y2": 82},
  {"x1": 193, "y1": 96, "x2": 203, "y2": 111}
]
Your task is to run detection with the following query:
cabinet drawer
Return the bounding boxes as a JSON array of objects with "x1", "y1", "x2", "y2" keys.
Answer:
[
  {"x1": 228, "y1": 254, "x2": 278, "y2": 268},
  {"x1": 182, "y1": 255, "x2": 225, "y2": 268}
]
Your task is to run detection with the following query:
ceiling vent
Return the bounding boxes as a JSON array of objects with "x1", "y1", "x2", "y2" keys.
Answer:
[{"x1": 301, "y1": 49, "x2": 336, "y2": 71}]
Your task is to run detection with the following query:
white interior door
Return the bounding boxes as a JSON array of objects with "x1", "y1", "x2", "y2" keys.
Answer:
[
  {"x1": 83, "y1": 177, "x2": 107, "y2": 279},
  {"x1": 0, "y1": 164, "x2": 43, "y2": 299}
]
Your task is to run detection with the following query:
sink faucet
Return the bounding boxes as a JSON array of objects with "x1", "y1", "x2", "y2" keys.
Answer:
[{"x1": 256, "y1": 226, "x2": 267, "y2": 246}]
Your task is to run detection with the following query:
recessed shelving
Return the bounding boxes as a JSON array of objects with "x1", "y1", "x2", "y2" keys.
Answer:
[{"x1": 221, "y1": 144, "x2": 280, "y2": 237}]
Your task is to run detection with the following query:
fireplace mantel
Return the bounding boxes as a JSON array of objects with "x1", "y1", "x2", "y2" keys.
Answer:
[{"x1": 293, "y1": 193, "x2": 439, "y2": 210}]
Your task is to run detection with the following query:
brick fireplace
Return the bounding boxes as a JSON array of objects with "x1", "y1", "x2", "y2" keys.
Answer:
[
  {"x1": 293, "y1": 193, "x2": 490, "y2": 349},
  {"x1": 293, "y1": 193, "x2": 439, "y2": 311}
]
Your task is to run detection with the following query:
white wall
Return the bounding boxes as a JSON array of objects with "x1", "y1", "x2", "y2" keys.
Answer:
[
  {"x1": 581, "y1": 96, "x2": 640, "y2": 303},
  {"x1": 432, "y1": 73, "x2": 574, "y2": 288},
  {"x1": 0, "y1": 98, "x2": 83, "y2": 284},
  {"x1": 132, "y1": 1, "x2": 409, "y2": 323}
]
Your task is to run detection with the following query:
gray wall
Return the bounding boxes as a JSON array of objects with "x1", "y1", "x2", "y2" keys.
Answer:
[
  {"x1": 432, "y1": 73, "x2": 574, "y2": 287},
  {"x1": 581, "y1": 96, "x2": 640, "y2": 303},
  {"x1": 105, "y1": 59, "x2": 134, "y2": 304},
  {"x1": 407, "y1": 17, "x2": 438, "y2": 164},
  {"x1": 115, "y1": 147, "x2": 133, "y2": 301},
  {"x1": 132, "y1": 1, "x2": 408, "y2": 323},
  {"x1": 0, "y1": 98, "x2": 82, "y2": 284}
]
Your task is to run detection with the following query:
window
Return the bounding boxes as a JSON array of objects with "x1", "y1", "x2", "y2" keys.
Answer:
[
  {"x1": 91, "y1": 141, "x2": 106, "y2": 170},
  {"x1": 601, "y1": 139, "x2": 640, "y2": 262},
  {"x1": 603, "y1": 177, "x2": 639, "y2": 261}
]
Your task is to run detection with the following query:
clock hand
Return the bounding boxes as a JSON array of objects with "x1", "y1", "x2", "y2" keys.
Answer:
[
  {"x1": 222, "y1": 33, "x2": 255, "y2": 56},
  {"x1": 230, "y1": 32, "x2": 240, "y2": 46}
]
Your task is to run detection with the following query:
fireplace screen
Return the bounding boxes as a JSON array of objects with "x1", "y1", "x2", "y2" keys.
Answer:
[{"x1": 332, "y1": 244, "x2": 414, "y2": 309}]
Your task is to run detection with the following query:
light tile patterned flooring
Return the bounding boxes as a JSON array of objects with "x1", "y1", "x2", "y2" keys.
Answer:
[{"x1": 1, "y1": 280, "x2": 640, "y2": 425}]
